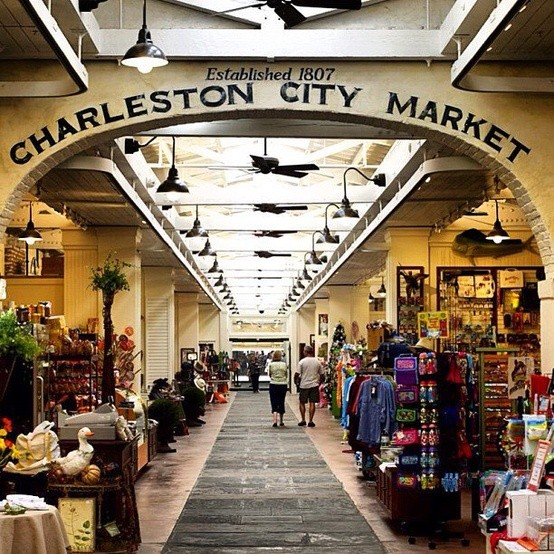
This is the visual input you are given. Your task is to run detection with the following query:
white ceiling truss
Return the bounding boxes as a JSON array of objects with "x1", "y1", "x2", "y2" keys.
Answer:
[{"x1": 1, "y1": 0, "x2": 548, "y2": 316}]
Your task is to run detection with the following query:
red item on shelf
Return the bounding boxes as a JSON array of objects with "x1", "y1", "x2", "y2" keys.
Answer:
[{"x1": 531, "y1": 373, "x2": 550, "y2": 400}]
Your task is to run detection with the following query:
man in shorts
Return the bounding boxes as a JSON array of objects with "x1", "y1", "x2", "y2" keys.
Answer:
[{"x1": 296, "y1": 345, "x2": 324, "y2": 428}]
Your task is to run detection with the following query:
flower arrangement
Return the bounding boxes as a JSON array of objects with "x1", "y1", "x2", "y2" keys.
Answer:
[{"x1": 0, "y1": 417, "x2": 20, "y2": 468}]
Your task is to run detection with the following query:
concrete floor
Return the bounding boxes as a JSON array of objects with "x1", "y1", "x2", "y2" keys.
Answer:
[{"x1": 135, "y1": 391, "x2": 485, "y2": 553}]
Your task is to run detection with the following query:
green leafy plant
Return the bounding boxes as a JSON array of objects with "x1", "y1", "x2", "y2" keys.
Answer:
[
  {"x1": 89, "y1": 254, "x2": 131, "y2": 296},
  {"x1": 0, "y1": 310, "x2": 41, "y2": 361},
  {"x1": 89, "y1": 253, "x2": 132, "y2": 403}
]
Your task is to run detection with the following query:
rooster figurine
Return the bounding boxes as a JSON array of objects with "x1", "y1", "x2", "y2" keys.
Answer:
[
  {"x1": 52, "y1": 427, "x2": 95, "y2": 476},
  {"x1": 399, "y1": 269, "x2": 429, "y2": 300}
]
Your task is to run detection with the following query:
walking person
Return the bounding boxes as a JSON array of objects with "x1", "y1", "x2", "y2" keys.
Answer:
[
  {"x1": 268, "y1": 350, "x2": 289, "y2": 427},
  {"x1": 296, "y1": 345, "x2": 324, "y2": 428},
  {"x1": 248, "y1": 356, "x2": 261, "y2": 393}
]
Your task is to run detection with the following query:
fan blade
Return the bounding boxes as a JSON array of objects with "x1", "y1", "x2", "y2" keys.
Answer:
[
  {"x1": 253, "y1": 230, "x2": 298, "y2": 238},
  {"x1": 292, "y1": 0, "x2": 361, "y2": 8},
  {"x1": 277, "y1": 163, "x2": 319, "y2": 171},
  {"x1": 272, "y1": 168, "x2": 309, "y2": 178},
  {"x1": 253, "y1": 203, "x2": 307, "y2": 213},
  {"x1": 255, "y1": 251, "x2": 292, "y2": 258},
  {"x1": 218, "y1": 2, "x2": 267, "y2": 15},
  {"x1": 273, "y1": 2, "x2": 306, "y2": 27}
]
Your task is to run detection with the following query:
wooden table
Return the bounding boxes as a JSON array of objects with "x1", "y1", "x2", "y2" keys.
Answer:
[{"x1": 0, "y1": 505, "x2": 70, "y2": 553}]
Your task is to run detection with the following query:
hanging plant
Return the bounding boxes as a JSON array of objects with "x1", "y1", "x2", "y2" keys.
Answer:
[{"x1": 90, "y1": 253, "x2": 132, "y2": 404}]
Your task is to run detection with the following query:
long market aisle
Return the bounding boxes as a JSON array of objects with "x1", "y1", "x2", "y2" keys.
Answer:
[{"x1": 161, "y1": 391, "x2": 385, "y2": 553}]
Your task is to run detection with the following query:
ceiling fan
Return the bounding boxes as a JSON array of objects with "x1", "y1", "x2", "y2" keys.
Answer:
[
  {"x1": 213, "y1": 138, "x2": 319, "y2": 178},
  {"x1": 254, "y1": 204, "x2": 308, "y2": 214},
  {"x1": 219, "y1": 0, "x2": 361, "y2": 28}
]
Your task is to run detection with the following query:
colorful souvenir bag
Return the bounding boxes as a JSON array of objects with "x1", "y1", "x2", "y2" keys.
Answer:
[
  {"x1": 395, "y1": 386, "x2": 419, "y2": 404},
  {"x1": 394, "y1": 355, "x2": 418, "y2": 386}
]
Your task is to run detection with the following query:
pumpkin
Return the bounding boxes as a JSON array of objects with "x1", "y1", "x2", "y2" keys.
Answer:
[{"x1": 81, "y1": 464, "x2": 101, "y2": 485}]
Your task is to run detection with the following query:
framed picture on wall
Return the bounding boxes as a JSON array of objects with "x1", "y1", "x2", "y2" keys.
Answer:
[
  {"x1": 318, "y1": 314, "x2": 329, "y2": 336},
  {"x1": 180, "y1": 348, "x2": 195, "y2": 364},
  {"x1": 309, "y1": 334, "x2": 315, "y2": 347}
]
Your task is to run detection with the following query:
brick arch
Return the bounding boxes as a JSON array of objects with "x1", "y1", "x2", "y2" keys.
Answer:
[{"x1": 6, "y1": 107, "x2": 551, "y2": 270}]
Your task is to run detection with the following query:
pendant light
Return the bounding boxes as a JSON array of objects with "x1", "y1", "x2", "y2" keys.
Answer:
[
  {"x1": 368, "y1": 292, "x2": 375, "y2": 304},
  {"x1": 156, "y1": 137, "x2": 188, "y2": 201},
  {"x1": 198, "y1": 239, "x2": 216, "y2": 256},
  {"x1": 185, "y1": 205, "x2": 209, "y2": 238},
  {"x1": 486, "y1": 199, "x2": 511, "y2": 244},
  {"x1": 121, "y1": 0, "x2": 168, "y2": 74},
  {"x1": 317, "y1": 204, "x2": 340, "y2": 244},
  {"x1": 207, "y1": 257, "x2": 222, "y2": 274},
  {"x1": 377, "y1": 276, "x2": 387, "y2": 298},
  {"x1": 333, "y1": 167, "x2": 386, "y2": 219},
  {"x1": 306, "y1": 232, "x2": 324, "y2": 265},
  {"x1": 19, "y1": 202, "x2": 43, "y2": 245},
  {"x1": 213, "y1": 275, "x2": 225, "y2": 288}
]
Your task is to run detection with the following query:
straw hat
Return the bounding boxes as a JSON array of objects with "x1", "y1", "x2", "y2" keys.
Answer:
[{"x1": 414, "y1": 337, "x2": 434, "y2": 351}]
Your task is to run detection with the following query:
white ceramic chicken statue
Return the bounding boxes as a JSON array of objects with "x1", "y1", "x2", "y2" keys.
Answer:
[{"x1": 52, "y1": 427, "x2": 95, "y2": 476}]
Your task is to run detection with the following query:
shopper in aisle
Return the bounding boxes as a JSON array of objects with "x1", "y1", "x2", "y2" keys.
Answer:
[
  {"x1": 248, "y1": 356, "x2": 261, "y2": 393},
  {"x1": 296, "y1": 345, "x2": 325, "y2": 427},
  {"x1": 268, "y1": 350, "x2": 289, "y2": 427}
]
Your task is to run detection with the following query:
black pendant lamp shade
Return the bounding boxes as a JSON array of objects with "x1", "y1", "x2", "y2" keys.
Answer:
[
  {"x1": 157, "y1": 137, "x2": 188, "y2": 198},
  {"x1": 301, "y1": 266, "x2": 313, "y2": 281},
  {"x1": 19, "y1": 202, "x2": 43, "y2": 245},
  {"x1": 486, "y1": 200, "x2": 510, "y2": 243},
  {"x1": 317, "y1": 204, "x2": 340, "y2": 244},
  {"x1": 198, "y1": 239, "x2": 216, "y2": 257},
  {"x1": 207, "y1": 257, "x2": 222, "y2": 274},
  {"x1": 333, "y1": 167, "x2": 386, "y2": 219},
  {"x1": 121, "y1": 0, "x2": 168, "y2": 74},
  {"x1": 368, "y1": 292, "x2": 375, "y2": 303},
  {"x1": 306, "y1": 232, "x2": 324, "y2": 265},
  {"x1": 186, "y1": 206, "x2": 209, "y2": 238}
]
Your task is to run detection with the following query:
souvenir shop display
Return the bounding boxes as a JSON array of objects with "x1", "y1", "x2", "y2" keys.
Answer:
[
  {"x1": 397, "y1": 267, "x2": 427, "y2": 346},
  {"x1": 437, "y1": 267, "x2": 541, "y2": 357},
  {"x1": 374, "y1": 349, "x2": 471, "y2": 546}
]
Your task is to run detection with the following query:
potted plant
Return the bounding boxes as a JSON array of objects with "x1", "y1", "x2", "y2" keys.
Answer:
[
  {"x1": 0, "y1": 310, "x2": 42, "y2": 404},
  {"x1": 90, "y1": 253, "x2": 131, "y2": 404}
]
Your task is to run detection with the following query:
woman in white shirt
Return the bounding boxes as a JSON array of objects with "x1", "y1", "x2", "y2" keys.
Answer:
[{"x1": 268, "y1": 350, "x2": 289, "y2": 427}]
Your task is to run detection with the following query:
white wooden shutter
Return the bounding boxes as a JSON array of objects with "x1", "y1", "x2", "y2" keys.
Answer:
[{"x1": 145, "y1": 296, "x2": 171, "y2": 388}]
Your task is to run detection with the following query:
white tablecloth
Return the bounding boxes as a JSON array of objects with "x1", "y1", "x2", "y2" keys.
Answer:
[{"x1": 0, "y1": 505, "x2": 69, "y2": 553}]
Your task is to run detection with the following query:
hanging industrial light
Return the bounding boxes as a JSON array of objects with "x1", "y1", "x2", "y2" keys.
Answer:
[
  {"x1": 156, "y1": 137, "x2": 188, "y2": 200},
  {"x1": 301, "y1": 265, "x2": 313, "y2": 281},
  {"x1": 213, "y1": 274, "x2": 225, "y2": 288},
  {"x1": 333, "y1": 167, "x2": 386, "y2": 219},
  {"x1": 121, "y1": 0, "x2": 168, "y2": 74},
  {"x1": 486, "y1": 199, "x2": 511, "y2": 244},
  {"x1": 19, "y1": 202, "x2": 43, "y2": 245},
  {"x1": 377, "y1": 276, "x2": 387, "y2": 298},
  {"x1": 306, "y1": 232, "x2": 324, "y2": 265},
  {"x1": 207, "y1": 257, "x2": 222, "y2": 274},
  {"x1": 368, "y1": 292, "x2": 375, "y2": 304},
  {"x1": 185, "y1": 205, "x2": 209, "y2": 238},
  {"x1": 198, "y1": 239, "x2": 216, "y2": 257},
  {"x1": 317, "y1": 204, "x2": 340, "y2": 244}
]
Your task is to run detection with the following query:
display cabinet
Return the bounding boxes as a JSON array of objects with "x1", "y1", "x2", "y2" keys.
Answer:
[
  {"x1": 476, "y1": 347, "x2": 520, "y2": 471},
  {"x1": 44, "y1": 354, "x2": 101, "y2": 423},
  {"x1": 397, "y1": 266, "x2": 426, "y2": 345}
]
